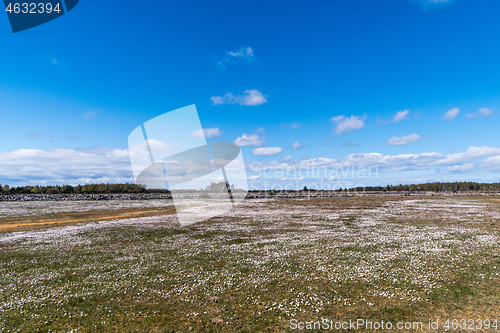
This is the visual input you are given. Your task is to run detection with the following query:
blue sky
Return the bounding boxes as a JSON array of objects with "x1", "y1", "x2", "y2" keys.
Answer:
[{"x1": 1, "y1": 0, "x2": 500, "y2": 189}]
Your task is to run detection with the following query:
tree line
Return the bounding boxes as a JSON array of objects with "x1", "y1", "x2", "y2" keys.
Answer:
[
  {"x1": 352, "y1": 182, "x2": 500, "y2": 192},
  {"x1": 260, "y1": 181, "x2": 500, "y2": 193},
  {"x1": 0, "y1": 183, "x2": 168, "y2": 195}
]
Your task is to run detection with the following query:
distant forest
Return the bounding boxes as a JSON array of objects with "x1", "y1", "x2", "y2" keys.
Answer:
[
  {"x1": 0, "y1": 181, "x2": 500, "y2": 195},
  {"x1": 0, "y1": 183, "x2": 154, "y2": 195},
  {"x1": 349, "y1": 182, "x2": 500, "y2": 192}
]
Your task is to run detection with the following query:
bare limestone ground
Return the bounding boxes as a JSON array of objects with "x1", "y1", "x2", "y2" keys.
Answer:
[{"x1": 0, "y1": 195, "x2": 499, "y2": 332}]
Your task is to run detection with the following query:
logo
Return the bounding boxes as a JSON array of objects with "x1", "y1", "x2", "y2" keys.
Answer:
[
  {"x1": 128, "y1": 105, "x2": 248, "y2": 226},
  {"x1": 3, "y1": 0, "x2": 79, "y2": 33}
]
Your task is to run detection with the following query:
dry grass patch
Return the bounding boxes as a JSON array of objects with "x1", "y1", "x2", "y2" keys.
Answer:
[{"x1": 0, "y1": 206, "x2": 176, "y2": 233}]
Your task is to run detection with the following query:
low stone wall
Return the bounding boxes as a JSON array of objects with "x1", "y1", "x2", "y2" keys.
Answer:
[
  {"x1": 0, "y1": 190, "x2": 498, "y2": 201},
  {"x1": 0, "y1": 193, "x2": 173, "y2": 201}
]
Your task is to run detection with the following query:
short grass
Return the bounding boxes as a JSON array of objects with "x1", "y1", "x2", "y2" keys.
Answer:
[{"x1": 0, "y1": 195, "x2": 499, "y2": 332}]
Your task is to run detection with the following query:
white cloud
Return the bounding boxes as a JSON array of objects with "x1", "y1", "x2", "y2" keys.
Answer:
[
  {"x1": 479, "y1": 107, "x2": 493, "y2": 116},
  {"x1": 466, "y1": 107, "x2": 493, "y2": 118},
  {"x1": 378, "y1": 110, "x2": 411, "y2": 125},
  {"x1": 83, "y1": 111, "x2": 98, "y2": 120},
  {"x1": 331, "y1": 115, "x2": 365, "y2": 135},
  {"x1": 392, "y1": 110, "x2": 410, "y2": 123},
  {"x1": 190, "y1": 127, "x2": 222, "y2": 139},
  {"x1": 229, "y1": 46, "x2": 254, "y2": 59},
  {"x1": 443, "y1": 107, "x2": 460, "y2": 121},
  {"x1": 387, "y1": 134, "x2": 423, "y2": 146},
  {"x1": 292, "y1": 141, "x2": 303, "y2": 150},
  {"x1": 211, "y1": 89, "x2": 268, "y2": 106},
  {"x1": 437, "y1": 146, "x2": 500, "y2": 166},
  {"x1": 234, "y1": 134, "x2": 264, "y2": 147},
  {"x1": 216, "y1": 46, "x2": 255, "y2": 69},
  {"x1": 481, "y1": 155, "x2": 500, "y2": 171},
  {"x1": 252, "y1": 147, "x2": 282, "y2": 156}
]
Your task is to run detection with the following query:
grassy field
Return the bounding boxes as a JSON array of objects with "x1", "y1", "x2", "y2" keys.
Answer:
[{"x1": 0, "y1": 195, "x2": 499, "y2": 332}]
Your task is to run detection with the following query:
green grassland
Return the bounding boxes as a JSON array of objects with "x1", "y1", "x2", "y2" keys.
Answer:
[{"x1": 0, "y1": 195, "x2": 499, "y2": 332}]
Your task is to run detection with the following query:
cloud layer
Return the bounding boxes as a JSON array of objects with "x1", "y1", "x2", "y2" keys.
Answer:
[
  {"x1": 248, "y1": 146, "x2": 500, "y2": 175},
  {"x1": 1, "y1": 145, "x2": 500, "y2": 187},
  {"x1": 0, "y1": 147, "x2": 133, "y2": 186}
]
